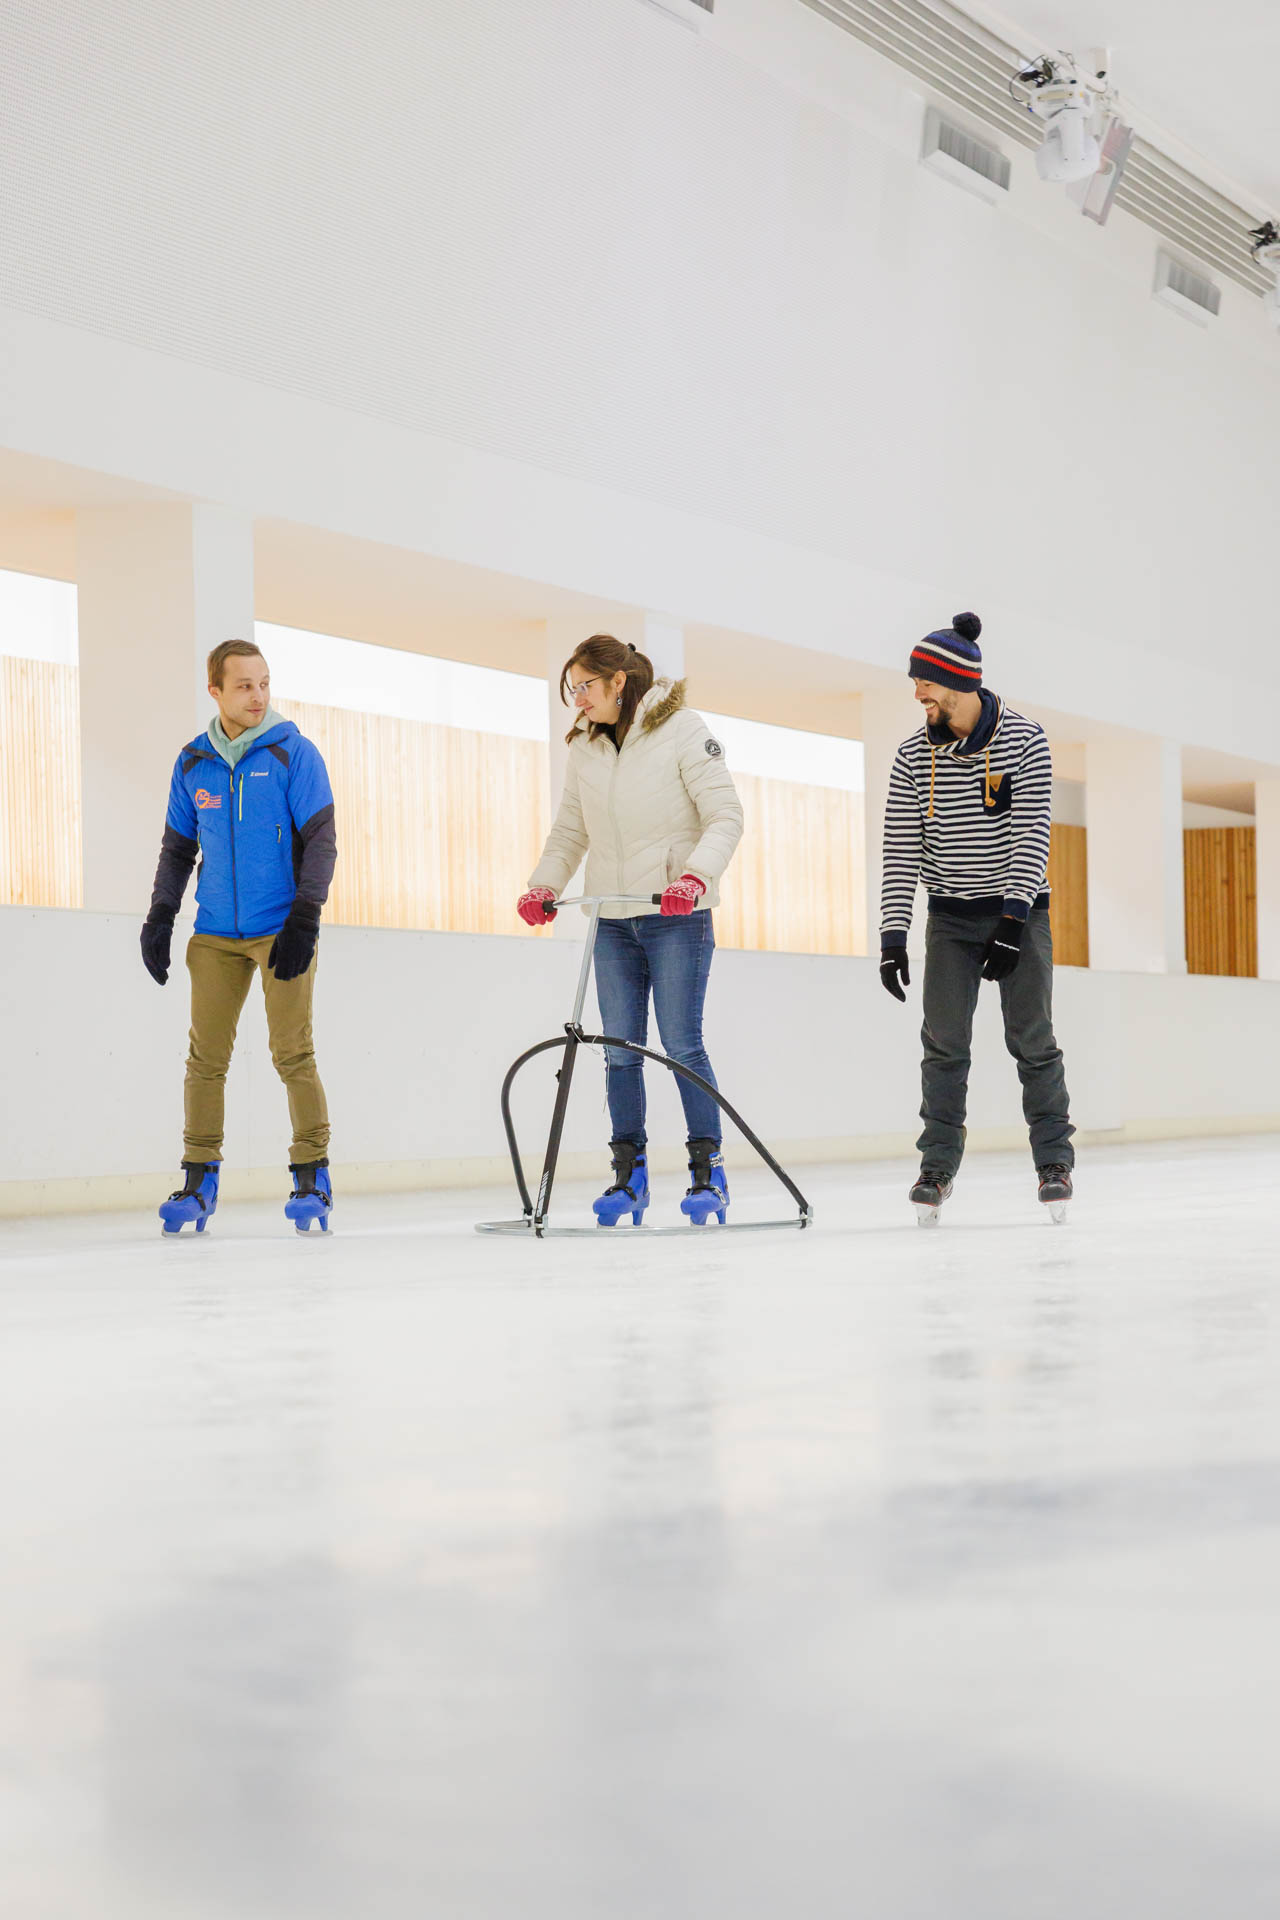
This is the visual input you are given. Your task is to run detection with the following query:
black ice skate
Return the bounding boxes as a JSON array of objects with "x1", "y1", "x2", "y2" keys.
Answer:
[
  {"x1": 909, "y1": 1169, "x2": 954, "y2": 1228},
  {"x1": 1037, "y1": 1164, "x2": 1073, "y2": 1225}
]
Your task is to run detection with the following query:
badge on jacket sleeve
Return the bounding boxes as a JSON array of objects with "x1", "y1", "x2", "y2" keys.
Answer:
[{"x1": 705, "y1": 738, "x2": 724, "y2": 758}]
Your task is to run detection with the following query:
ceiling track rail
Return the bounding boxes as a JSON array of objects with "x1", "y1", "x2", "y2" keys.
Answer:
[{"x1": 798, "y1": 0, "x2": 1270, "y2": 297}]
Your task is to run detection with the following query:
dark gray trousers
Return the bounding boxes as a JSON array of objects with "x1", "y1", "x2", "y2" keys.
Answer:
[{"x1": 918, "y1": 908, "x2": 1074, "y2": 1178}]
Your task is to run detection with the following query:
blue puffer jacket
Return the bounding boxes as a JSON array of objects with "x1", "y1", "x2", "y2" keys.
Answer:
[{"x1": 149, "y1": 720, "x2": 337, "y2": 939}]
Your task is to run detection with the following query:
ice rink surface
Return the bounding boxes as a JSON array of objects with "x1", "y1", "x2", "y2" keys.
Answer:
[{"x1": 3, "y1": 1137, "x2": 1280, "y2": 1919}]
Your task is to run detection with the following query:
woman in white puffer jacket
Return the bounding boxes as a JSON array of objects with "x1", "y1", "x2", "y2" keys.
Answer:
[{"x1": 517, "y1": 634, "x2": 744, "y2": 1227}]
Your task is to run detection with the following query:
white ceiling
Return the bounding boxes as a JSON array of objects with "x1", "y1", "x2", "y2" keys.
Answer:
[{"x1": 970, "y1": 0, "x2": 1280, "y2": 212}]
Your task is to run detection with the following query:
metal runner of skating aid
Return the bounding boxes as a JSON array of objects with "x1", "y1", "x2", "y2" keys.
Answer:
[{"x1": 476, "y1": 895, "x2": 815, "y2": 1238}]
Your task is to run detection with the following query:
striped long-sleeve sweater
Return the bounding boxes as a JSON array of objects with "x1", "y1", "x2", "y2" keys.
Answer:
[{"x1": 880, "y1": 691, "x2": 1052, "y2": 946}]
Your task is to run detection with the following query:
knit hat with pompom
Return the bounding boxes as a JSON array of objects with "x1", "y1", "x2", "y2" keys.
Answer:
[{"x1": 909, "y1": 612, "x2": 983, "y2": 692}]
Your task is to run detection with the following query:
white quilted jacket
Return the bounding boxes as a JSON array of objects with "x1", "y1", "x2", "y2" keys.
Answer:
[{"x1": 528, "y1": 679, "x2": 744, "y2": 918}]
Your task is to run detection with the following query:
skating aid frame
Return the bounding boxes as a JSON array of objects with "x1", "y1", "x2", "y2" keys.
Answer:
[{"x1": 476, "y1": 895, "x2": 814, "y2": 1238}]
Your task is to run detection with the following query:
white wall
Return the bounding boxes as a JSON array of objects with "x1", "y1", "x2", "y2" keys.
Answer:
[
  {"x1": 2, "y1": 0, "x2": 1280, "y2": 763},
  {"x1": 2, "y1": 907, "x2": 1276, "y2": 1214}
]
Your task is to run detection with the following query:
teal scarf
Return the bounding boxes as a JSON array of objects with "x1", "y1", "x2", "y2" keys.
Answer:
[{"x1": 208, "y1": 706, "x2": 285, "y2": 769}]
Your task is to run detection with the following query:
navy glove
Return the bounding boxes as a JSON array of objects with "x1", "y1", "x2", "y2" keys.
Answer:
[
  {"x1": 140, "y1": 905, "x2": 175, "y2": 985},
  {"x1": 880, "y1": 943, "x2": 910, "y2": 1002},
  {"x1": 269, "y1": 900, "x2": 321, "y2": 981},
  {"x1": 982, "y1": 917, "x2": 1025, "y2": 982}
]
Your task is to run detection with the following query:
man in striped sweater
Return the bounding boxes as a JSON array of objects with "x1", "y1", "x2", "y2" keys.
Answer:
[{"x1": 879, "y1": 612, "x2": 1075, "y2": 1223}]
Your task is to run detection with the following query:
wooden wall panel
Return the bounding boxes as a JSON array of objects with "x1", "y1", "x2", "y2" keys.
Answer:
[
  {"x1": 0, "y1": 657, "x2": 82, "y2": 909},
  {"x1": 275, "y1": 700, "x2": 551, "y2": 937},
  {"x1": 1046, "y1": 824, "x2": 1089, "y2": 968},
  {"x1": 716, "y1": 775, "x2": 863, "y2": 956},
  {"x1": 0, "y1": 668, "x2": 866, "y2": 955},
  {"x1": 15, "y1": 667, "x2": 1266, "y2": 981},
  {"x1": 281, "y1": 702, "x2": 866, "y2": 954},
  {"x1": 1185, "y1": 826, "x2": 1256, "y2": 977}
]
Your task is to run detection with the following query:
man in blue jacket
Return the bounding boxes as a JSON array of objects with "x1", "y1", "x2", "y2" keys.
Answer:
[{"x1": 141, "y1": 639, "x2": 338, "y2": 1235}]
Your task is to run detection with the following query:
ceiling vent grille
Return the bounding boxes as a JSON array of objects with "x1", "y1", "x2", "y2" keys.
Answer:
[
  {"x1": 640, "y1": 0, "x2": 713, "y2": 25},
  {"x1": 799, "y1": 0, "x2": 1271, "y2": 297},
  {"x1": 1154, "y1": 251, "x2": 1222, "y2": 325},
  {"x1": 922, "y1": 107, "x2": 1009, "y2": 200}
]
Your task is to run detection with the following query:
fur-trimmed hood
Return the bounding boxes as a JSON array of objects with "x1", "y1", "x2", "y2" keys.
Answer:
[
  {"x1": 571, "y1": 676, "x2": 688, "y2": 740},
  {"x1": 637, "y1": 677, "x2": 686, "y2": 733}
]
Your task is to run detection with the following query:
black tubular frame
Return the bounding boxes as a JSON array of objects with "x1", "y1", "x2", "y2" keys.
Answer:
[{"x1": 497, "y1": 1023, "x2": 813, "y2": 1236}]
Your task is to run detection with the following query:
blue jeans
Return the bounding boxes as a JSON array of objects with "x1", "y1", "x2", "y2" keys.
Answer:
[{"x1": 592, "y1": 912, "x2": 720, "y2": 1148}]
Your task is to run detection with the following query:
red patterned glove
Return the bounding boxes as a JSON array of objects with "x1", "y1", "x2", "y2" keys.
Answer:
[
  {"x1": 517, "y1": 887, "x2": 557, "y2": 926},
  {"x1": 659, "y1": 875, "x2": 706, "y2": 917}
]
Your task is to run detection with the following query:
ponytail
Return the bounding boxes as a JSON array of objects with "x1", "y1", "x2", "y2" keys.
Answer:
[{"x1": 560, "y1": 634, "x2": 655, "y2": 746}]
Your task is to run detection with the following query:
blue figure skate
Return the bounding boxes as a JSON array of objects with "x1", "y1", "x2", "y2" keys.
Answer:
[
  {"x1": 286, "y1": 1160, "x2": 333, "y2": 1234},
  {"x1": 592, "y1": 1143, "x2": 650, "y2": 1227},
  {"x1": 680, "y1": 1138, "x2": 729, "y2": 1227},
  {"x1": 159, "y1": 1161, "x2": 220, "y2": 1236}
]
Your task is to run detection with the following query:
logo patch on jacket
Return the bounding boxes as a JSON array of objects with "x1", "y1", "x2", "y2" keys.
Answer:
[
  {"x1": 194, "y1": 789, "x2": 222, "y2": 810},
  {"x1": 705, "y1": 738, "x2": 723, "y2": 758}
]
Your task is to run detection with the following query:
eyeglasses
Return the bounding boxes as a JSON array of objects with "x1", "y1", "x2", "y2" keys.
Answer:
[{"x1": 570, "y1": 675, "x2": 606, "y2": 699}]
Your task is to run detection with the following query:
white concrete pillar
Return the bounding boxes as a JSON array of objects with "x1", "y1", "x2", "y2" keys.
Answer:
[
  {"x1": 1085, "y1": 734, "x2": 1185, "y2": 973},
  {"x1": 1254, "y1": 778, "x2": 1280, "y2": 981},
  {"x1": 859, "y1": 683, "x2": 925, "y2": 959},
  {"x1": 636, "y1": 613, "x2": 685, "y2": 682},
  {"x1": 605, "y1": 610, "x2": 686, "y2": 682},
  {"x1": 76, "y1": 504, "x2": 254, "y2": 913},
  {"x1": 543, "y1": 622, "x2": 575, "y2": 836}
]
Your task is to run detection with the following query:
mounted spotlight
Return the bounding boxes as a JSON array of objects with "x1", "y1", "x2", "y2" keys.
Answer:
[
  {"x1": 1248, "y1": 220, "x2": 1280, "y2": 329},
  {"x1": 1010, "y1": 47, "x2": 1127, "y2": 199}
]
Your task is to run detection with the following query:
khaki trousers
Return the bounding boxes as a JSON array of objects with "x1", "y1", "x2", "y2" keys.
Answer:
[{"x1": 183, "y1": 934, "x2": 330, "y2": 1165}]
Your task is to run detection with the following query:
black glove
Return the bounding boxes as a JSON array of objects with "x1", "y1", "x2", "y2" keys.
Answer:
[
  {"x1": 982, "y1": 916, "x2": 1025, "y2": 982},
  {"x1": 880, "y1": 943, "x2": 910, "y2": 1002},
  {"x1": 140, "y1": 905, "x2": 175, "y2": 985},
  {"x1": 269, "y1": 899, "x2": 321, "y2": 981}
]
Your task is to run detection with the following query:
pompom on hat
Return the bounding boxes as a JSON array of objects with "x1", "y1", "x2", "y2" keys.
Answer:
[{"x1": 910, "y1": 612, "x2": 983, "y2": 692}]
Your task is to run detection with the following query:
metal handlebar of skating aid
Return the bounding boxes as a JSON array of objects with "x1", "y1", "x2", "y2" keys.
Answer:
[
  {"x1": 549, "y1": 894, "x2": 665, "y2": 1026},
  {"x1": 477, "y1": 892, "x2": 814, "y2": 1238}
]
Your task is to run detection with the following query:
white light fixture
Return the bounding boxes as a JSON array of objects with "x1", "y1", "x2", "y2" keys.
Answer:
[
  {"x1": 1070, "y1": 117, "x2": 1135, "y2": 225},
  {"x1": 1010, "y1": 48, "x2": 1129, "y2": 195},
  {"x1": 1249, "y1": 221, "x2": 1280, "y2": 331}
]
